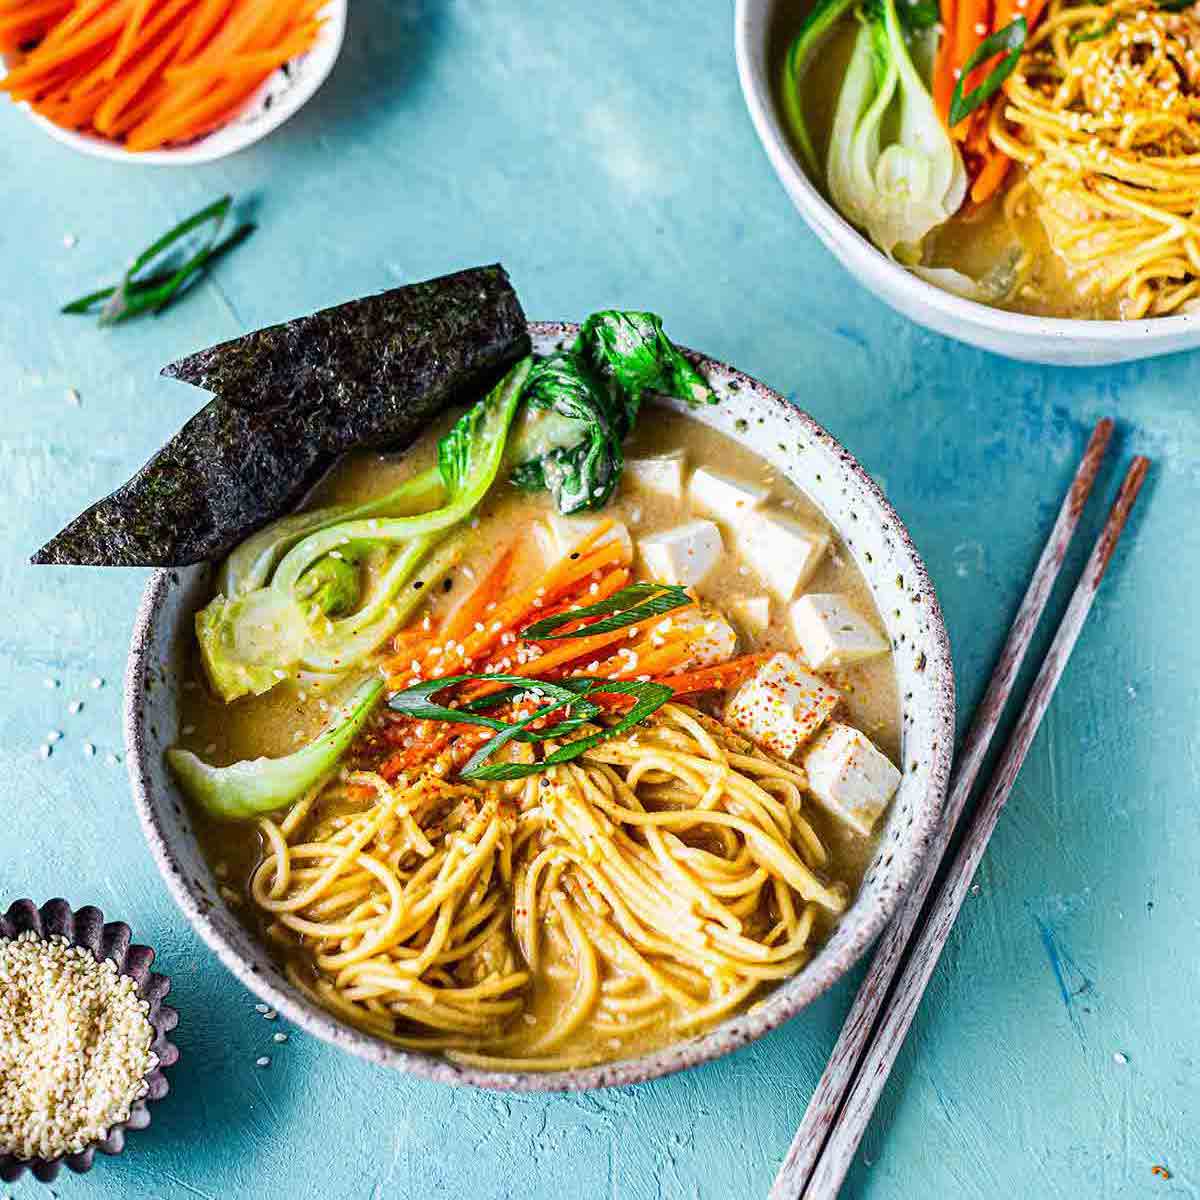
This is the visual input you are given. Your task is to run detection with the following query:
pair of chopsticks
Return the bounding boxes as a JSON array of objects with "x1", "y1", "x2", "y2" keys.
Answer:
[{"x1": 772, "y1": 419, "x2": 1149, "y2": 1199}]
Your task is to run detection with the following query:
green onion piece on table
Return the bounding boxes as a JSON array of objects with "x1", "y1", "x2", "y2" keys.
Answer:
[{"x1": 61, "y1": 194, "x2": 255, "y2": 325}]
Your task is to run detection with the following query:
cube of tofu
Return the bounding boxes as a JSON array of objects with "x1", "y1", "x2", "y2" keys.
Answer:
[
  {"x1": 790, "y1": 593, "x2": 889, "y2": 671},
  {"x1": 637, "y1": 520, "x2": 723, "y2": 588},
  {"x1": 652, "y1": 605, "x2": 738, "y2": 670},
  {"x1": 687, "y1": 467, "x2": 769, "y2": 525},
  {"x1": 737, "y1": 512, "x2": 830, "y2": 601},
  {"x1": 724, "y1": 653, "x2": 841, "y2": 761},
  {"x1": 625, "y1": 451, "x2": 686, "y2": 501},
  {"x1": 730, "y1": 595, "x2": 771, "y2": 638},
  {"x1": 534, "y1": 514, "x2": 633, "y2": 564},
  {"x1": 802, "y1": 723, "x2": 900, "y2": 836}
]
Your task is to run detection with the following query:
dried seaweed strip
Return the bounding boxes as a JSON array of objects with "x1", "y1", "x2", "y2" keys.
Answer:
[{"x1": 33, "y1": 265, "x2": 529, "y2": 567}]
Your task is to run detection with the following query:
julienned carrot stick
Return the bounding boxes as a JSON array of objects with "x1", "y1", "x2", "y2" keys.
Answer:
[
  {"x1": 969, "y1": 145, "x2": 1010, "y2": 203},
  {"x1": 126, "y1": 73, "x2": 263, "y2": 149},
  {"x1": 94, "y1": 21, "x2": 189, "y2": 133},
  {"x1": 176, "y1": 0, "x2": 232, "y2": 60},
  {"x1": 441, "y1": 546, "x2": 517, "y2": 644},
  {"x1": 654, "y1": 654, "x2": 770, "y2": 696},
  {"x1": 105, "y1": 0, "x2": 152, "y2": 79}
]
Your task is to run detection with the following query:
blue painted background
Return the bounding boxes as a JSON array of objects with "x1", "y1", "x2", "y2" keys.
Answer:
[{"x1": 2, "y1": 2, "x2": 1197, "y2": 1197}]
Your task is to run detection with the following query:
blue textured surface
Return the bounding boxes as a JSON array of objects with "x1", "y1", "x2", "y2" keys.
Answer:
[{"x1": 2, "y1": 3, "x2": 1197, "y2": 1197}]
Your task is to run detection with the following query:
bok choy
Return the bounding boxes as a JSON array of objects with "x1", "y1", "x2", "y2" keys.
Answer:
[
  {"x1": 167, "y1": 677, "x2": 384, "y2": 820},
  {"x1": 189, "y1": 309, "x2": 711, "y2": 705},
  {"x1": 783, "y1": 0, "x2": 966, "y2": 260}
]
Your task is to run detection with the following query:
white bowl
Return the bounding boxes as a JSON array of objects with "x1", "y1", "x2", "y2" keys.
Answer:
[
  {"x1": 734, "y1": 0, "x2": 1200, "y2": 365},
  {"x1": 125, "y1": 323, "x2": 956, "y2": 1091},
  {"x1": 0, "y1": 0, "x2": 345, "y2": 166}
]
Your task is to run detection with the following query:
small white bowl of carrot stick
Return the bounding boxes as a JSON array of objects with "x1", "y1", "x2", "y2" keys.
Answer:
[{"x1": 0, "y1": 0, "x2": 346, "y2": 165}]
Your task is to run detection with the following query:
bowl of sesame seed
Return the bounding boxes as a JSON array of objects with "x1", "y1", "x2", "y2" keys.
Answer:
[{"x1": 0, "y1": 898, "x2": 179, "y2": 1184}]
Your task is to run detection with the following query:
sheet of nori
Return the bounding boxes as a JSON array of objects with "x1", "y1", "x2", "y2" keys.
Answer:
[{"x1": 32, "y1": 264, "x2": 530, "y2": 567}]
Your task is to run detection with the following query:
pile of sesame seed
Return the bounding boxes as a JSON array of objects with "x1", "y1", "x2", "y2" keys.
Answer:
[{"x1": 0, "y1": 932, "x2": 156, "y2": 1162}]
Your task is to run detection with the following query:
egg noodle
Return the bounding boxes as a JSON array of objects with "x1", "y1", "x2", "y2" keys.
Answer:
[
  {"x1": 249, "y1": 703, "x2": 848, "y2": 1069},
  {"x1": 990, "y1": 0, "x2": 1200, "y2": 317}
]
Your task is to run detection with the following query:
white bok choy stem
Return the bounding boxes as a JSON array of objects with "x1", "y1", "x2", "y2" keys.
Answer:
[
  {"x1": 827, "y1": 0, "x2": 966, "y2": 260},
  {"x1": 167, "y1": 677, "x2": 385, "y2": 821}
]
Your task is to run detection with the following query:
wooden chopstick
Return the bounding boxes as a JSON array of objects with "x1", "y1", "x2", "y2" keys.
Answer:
[
  {"x1": 769, "y1": 418, "x2": 1120, "y2": 1200},
  {"x1": 797, "y1": 453, "x2": 1149, "y2": 1198}
]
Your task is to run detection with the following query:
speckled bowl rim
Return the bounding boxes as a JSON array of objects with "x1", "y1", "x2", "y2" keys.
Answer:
[{"x1": 125, "y1": 322, "x2": 955, "y2": 1092}]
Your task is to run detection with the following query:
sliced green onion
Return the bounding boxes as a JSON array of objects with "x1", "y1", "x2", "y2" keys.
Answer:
[
  {"x1": 461, "y1": 680, "x2": 673, "y2": 781},
  {"x1": 61, "y1": 195, "x2": 255, "y2": 324},
  {"x1": 948, "y1": 17, "x2": 1027, "y2": 127},
  {"x1": 386, "y1": 674, "x2": 601, "y2": 742},
  {"x1": 386, "y1": 672, "x2": 673, "y2": 782},
  {"x1": 521, "y1": 583, "x2": 692, "y2": 641}
]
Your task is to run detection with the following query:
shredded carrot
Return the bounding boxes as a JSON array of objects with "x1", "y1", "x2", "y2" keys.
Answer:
[
  {"x1": 654, "y1": 654, "x2": 770, "y2": 697},
  {"x1": 440, "y1": 546, "x2": 517, "y2": 644},
  {"x1": 932, "y1": 0, "x2": 1047, "y2": 207},
  {"x1": 0, "y1": 0, "x2": 324, "y2": 150}
]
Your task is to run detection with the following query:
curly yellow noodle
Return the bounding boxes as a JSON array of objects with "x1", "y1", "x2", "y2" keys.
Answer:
[
  {"x1": 248, "y1": 704, "x2": 850, "y2": 1070},
  {"x1": 993, "y1": 0, "x2": 1200, "y2": 316}
]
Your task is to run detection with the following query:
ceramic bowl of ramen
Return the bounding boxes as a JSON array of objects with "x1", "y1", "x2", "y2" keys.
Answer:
[
  {"x1": 735, "y1": 0, "x2": 1200, "y2": 366},
  {"x1": 125, "y1": 321, "x2": 954, "y2": 1091}
]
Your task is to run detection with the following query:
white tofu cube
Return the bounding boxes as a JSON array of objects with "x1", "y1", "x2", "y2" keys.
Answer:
[
  {"x1": 637, "y1": 520, "x2": 723, "y2": 589},
  {"x1": 534, "y1": 514, "x2": 633, "y2": 564},
  {"x1": 651, "y1": 606, "x2": 738, "y2": 670},
  {"x1": 730, "y1": 595, "x2": 771, "y2": 637},
  {"x1": 790, "y1": 593, "x2": 889, "y2": 671},
  {"x1": 687, "y1": 467, "x2": 769, "y2": 525},
  {"x1": 737, "y1": 512, "x2": 830, "y2": 601},
  {"x1": 803, "y1": 723, "x2": 900, "y2": 836},
  {"x1": 724, "y1": 653, "x2": 841, "y2": 760},
  {"x1": 625, "y1": 452, "x2": 686, "y2": 501}
]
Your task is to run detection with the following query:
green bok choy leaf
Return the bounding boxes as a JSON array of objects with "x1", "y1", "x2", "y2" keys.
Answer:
[
  {"x1": 508, "y1": 311, "x2": 713, "y2": 514},
  {"x1": 167, "y1": 677, "x2": 384, "y2": 821}
]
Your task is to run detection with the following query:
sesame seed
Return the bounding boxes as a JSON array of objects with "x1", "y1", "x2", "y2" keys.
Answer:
[
  {"x1": 68, "y1": 700, "x2": 83, "y2": 714},
  {"x1": 90, "y1": 677, "x2": 104, "y2": 689},
  {"x1": 256, "y1": 1056, "x2": 271, "y2": 1068},
  {"x1": 0, "y1": 932, "x2": 155, "y2": 1160},
  {"x1": 273, "y1": 1032, "x2": 288, "y2": 1043},
  {"x1": 65, "y1": 387, "x2": 81, "y2": 407},
  {"x1": 46, "y1": 730, "x2": 62, "y2": 742},
  {"x1": 38, "y1": 744, "x2": 52, "y2": 759},
  {"x1": 44, "y1": 678, "x2": 58, "y2": 689},
  {"x1": 83, "y1": 742, "x2": 95, "y2": 757}
]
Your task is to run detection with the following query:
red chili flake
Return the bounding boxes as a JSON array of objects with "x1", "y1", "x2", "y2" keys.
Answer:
[{"x1": 1151, "y1": 1165, "x2": 1171, "y2": 1180}]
